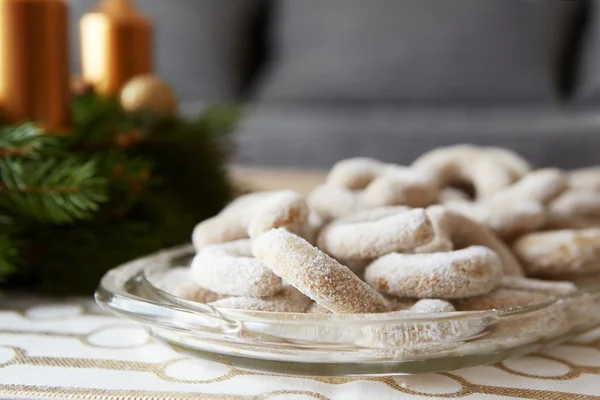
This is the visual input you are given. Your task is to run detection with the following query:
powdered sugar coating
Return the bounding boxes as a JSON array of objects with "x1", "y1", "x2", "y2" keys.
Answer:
[
  {"x1": 317, "y1": 208, "x2": 434, "y2": 260},
  {"x1": 425, "y1": 206, "x2": 524, "y2": 276},
  {"x1": 446, "y1": 199, "x2": 546, "y2": 239},
  {"x1": 192, "y1": 192, "x2": 268, "y2": 249},
  {"x1": 549, "y1": 188, "x2": 600, "y2": 221},
  {"x1": 326, "y1": 157, "x2": 385, "y2": 190},
  {"x1": 414, "y1": 207, "x2": 455, "y2": 254},
  {"x1": 307, "y1": 184, "x2": 366, "y2": 220},
  {"x1": 248, "y1": 190, "x2": 309, "y2": 238},
  {"x1": 570, "y1": 166, "x2": 600, "y2": 190},
  {"x1": 252, "y1": 228, "x2": 389, "y2": 314},
  {"x1": 512, "y1": 229, "x2": 600, "y2": 277},
  {"x1": 440, "y1": 169, "x2": 567, "y2": 239},
  {"x1": 364, "y1": 246, "x2": 503, "y2": 299},
  {"x1": 412, "y1": 145, "x2": 527, "y2": 199},
  {"x1": 329, "y1": 206, "x2": 412, "y2": 224},
  {"x1": 411, "y1": 299, "x2": 456, "y2": 313},
  {"x1": 311, "y1": 160, "x2": 437, "y2": 219},
  {"x1": 150, "y1": 267, "x2": 226, "y2": 303},
  {"x1": 208, "y1": 286, "x2": 312, "y2": 312},
  {"x1": 326, "y1": 158, "x2": 437, "y2": 208},
  {"x1": 500, "y1": 276, "x2": 577, "y2": 296},
  {"x1": 494, "y1": 168, "x2": 567, "y2": 204},
  {"x1": 192, "y1": 190, "x2": 308, "y2": 250},
  {"x1": 191, "y1": 239, "x2": 282, "y2": 297},
  {"x1": 362, "y1": 168, "x2": 437, "y2": 208}
]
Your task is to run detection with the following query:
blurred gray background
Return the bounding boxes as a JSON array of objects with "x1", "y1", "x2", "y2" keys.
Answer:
[{"x1": 68, "y1": 0, "x2": 600, "y2": 169}]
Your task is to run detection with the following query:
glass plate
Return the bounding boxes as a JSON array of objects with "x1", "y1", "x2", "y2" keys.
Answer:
[{"x1": 95, "y1": 244, "x2": 600, "y2": 376}]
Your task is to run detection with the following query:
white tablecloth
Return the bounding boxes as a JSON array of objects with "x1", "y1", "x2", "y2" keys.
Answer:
[{"x1": 1, "y1": 297, "x2": 599, "y2": 400}]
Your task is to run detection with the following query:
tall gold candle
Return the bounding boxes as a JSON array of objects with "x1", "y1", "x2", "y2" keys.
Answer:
[
  {"x1": 0, "y1": 0, "x2": 70, "y2": 133},
  {"x1": 81, "y1": 0, "x2": 152, "y2": 97}
]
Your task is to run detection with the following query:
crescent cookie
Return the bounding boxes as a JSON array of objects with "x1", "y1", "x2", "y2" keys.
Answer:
[
  {"x1": 192, "y1": 190, "x2": 309, "y2": 249},
  {"x1": 425, "y1": 206, "x2": 524, "y2": 276},
  {"x1": 208, "y1": 286, "x2": 312, "y2": 313},
  {"x1": 309, "y1": 158, "x2": 437, "y2": 220},
  {"x1": 570, "y1": 166, "x2": 600, "y2": 190},
  {"x1": 512, "y1": 229, "x2": 600, "y2": 277},
  {"x1": 252, "y1": 228, "x2": 389, "y2": 314},
  {"x1": 317, "y1": 208, "x2": 435, "y2": 260},
  {"x1": 364, "y1": 246, "x2": 503, "y2": 299},
  {"x1": 546, "y1": 188, "x2": 600, "y2": 229},
  {"x1": 443, "y1": 169, "x2": 568, "y2": 239},
  {"x1": 151, "y1": 267, "x2": 226, "y2": 303},
  {"x1": 191, "y1": 239, "x2": 282, "y2": 297},
  {"x1": 412, "y1": 144, "x2": 530, "y2": 199}
]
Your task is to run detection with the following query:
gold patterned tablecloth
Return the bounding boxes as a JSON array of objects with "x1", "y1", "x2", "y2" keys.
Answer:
[{"x1": 0, "y1": 298, "x2": 599, "y2": 400}]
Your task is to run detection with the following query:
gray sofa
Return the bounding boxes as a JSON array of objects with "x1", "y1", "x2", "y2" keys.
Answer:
[{"x1": 69, "y1": 0, "x2": 600, "y2": 169}]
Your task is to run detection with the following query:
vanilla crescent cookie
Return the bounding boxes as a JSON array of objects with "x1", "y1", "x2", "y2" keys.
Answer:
[
  {"x1": 307, "y1": 184, "x2": 365, "y2": 220},
  {"x1": 512, "y1": 229, "x2": 600, "y2": 277},
  {"x1": 309, "y1": 159, "x2": 437, "y2": 220},
  {"x1": 442, "y1": 169, "x2": 568, "y2": 239},
  {"x1": 317, "y1": 208, "x2": 434, "y2": 260},
  {"x1": 424, "y1": 206, "x2": 524, "y2": 276},
  {"x1": 253, "y1": 228, "x2": 389, "y2": 314},
  {"x1": 326, "y1": 157, "x2": 386, "y2": 189},
  {"x1": 191, "y1": 239, "x2": 282, "y2": 297},
  {"x1": 150, "y1": 267, "x2": 226, "y2": 303},
  {"x1": 412, "y1": 145, "x2": 530, "y2": 199},
  {"x1": 208, "y1": 286, "x2": 312, "y2": 313},
  {"x1": 362, "y1": 167, "x2": 438, "y2": 208},
  {"x1": 570, "y1": 166, "x2": 600, "y2": 190},
  {"x1": 364, "y1": 246, "x2": 503, "y2": 299},
  {"x1": 410, "y1": 299, "x2": 456, "y2": 313},
  {"x1": 444, "y1": 200, "x2": 545, "y2": 240},
  {"x1": 192, "y1": 190, "x2": 309, "y2": 249},
  {"x1": 546, "y1": 188, "x2": 600, "y2": 229}
]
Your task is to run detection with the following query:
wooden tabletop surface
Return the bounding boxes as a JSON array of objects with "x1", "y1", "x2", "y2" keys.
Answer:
[{"x1": 230, "y1": 165, "x2": 327, "y2": 195}]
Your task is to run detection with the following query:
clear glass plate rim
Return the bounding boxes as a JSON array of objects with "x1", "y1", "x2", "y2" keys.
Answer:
[{"x1": 95, "y1": 243, "x2": 600, "y2": 326}]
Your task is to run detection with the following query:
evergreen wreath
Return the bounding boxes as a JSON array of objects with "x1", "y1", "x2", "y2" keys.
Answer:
[{"x1": 0, "y1": 93, "x2": 239, "y2": 294}]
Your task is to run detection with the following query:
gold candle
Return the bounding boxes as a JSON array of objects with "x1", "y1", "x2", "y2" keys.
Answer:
[
  {"x1": 0, "y1": 0, "x2": 70, "y2": 133},
  {"x1": 80, "y1": 0, "x2": 152, "y2": 97}
]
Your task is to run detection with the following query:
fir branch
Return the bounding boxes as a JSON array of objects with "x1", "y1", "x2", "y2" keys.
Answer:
[
  {"x1": 0, "y1": 123, "x2": 58, "y2": 159},
  {"x1": 0, "y1": 158, "x2": 108, "y2": 224},
  {"x1": 1, "y1": 95, "x2": 238, "y2": 294}
]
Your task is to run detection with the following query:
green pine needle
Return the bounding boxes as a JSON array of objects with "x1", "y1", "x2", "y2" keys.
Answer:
[
  {"x1": 0, "y1": 95, "x2": 237, "y2": 294},
  {"x1": 0, "y1": 158, "x2": 108, "y2": 224},
  {"x1": 0, "y1": 123, "x2": 58, "y2": 159}
]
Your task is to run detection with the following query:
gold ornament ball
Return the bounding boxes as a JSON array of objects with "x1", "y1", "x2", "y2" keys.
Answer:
[{"x1": 120, "y1": 75, "x2": 178, "y2": 117}]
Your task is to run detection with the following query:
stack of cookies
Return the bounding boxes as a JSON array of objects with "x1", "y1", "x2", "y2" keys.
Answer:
[{"x1": 161, "y1": 145, "x2": 600, "y2": 320}]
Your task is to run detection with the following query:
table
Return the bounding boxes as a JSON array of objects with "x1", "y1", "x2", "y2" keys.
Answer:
[
  {"x1": 0, "y1": 297, "x2": 599, "y2": 399},
  {"x1": 2, "y1": 168, "x2": 600, "y2": 399}
]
